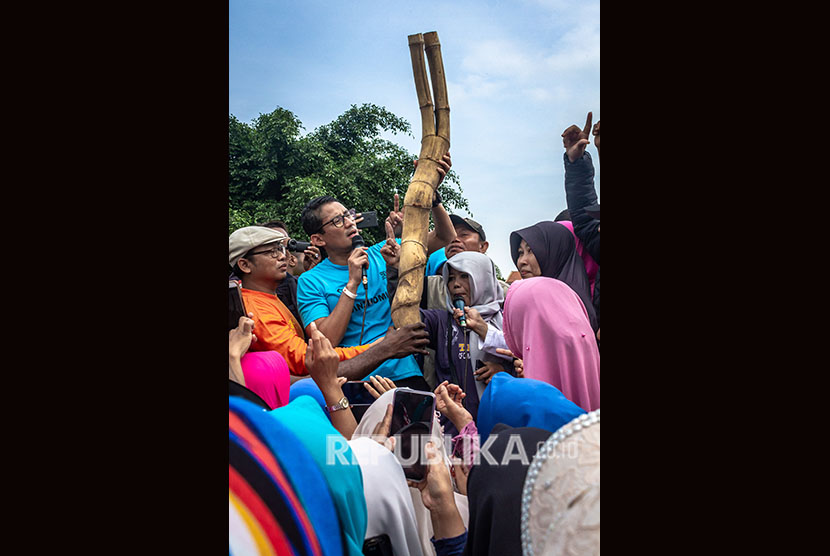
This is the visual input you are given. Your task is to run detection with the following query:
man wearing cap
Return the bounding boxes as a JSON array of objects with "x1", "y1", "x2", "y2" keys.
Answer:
[
  {"x1": 229, "y1": 225, "x2": 431, "y2": 379},
  {"x1": 415, "y1": 215, "x2": 510, "y2": 389},
  {"x1": 423, "y1": 215, "x2": 510, "y2": 311}
]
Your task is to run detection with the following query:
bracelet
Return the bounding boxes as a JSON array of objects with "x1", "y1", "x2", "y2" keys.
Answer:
[{"x1": 341, "y1": 287, "x2": 358, "y2": 300}]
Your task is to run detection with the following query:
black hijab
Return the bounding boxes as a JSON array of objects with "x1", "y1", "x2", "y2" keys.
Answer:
[
  {"x1": 510, "y1": 221, "x2": 598, "y2": 331},
  {"x1": 464, "y1": 425, "x2": 553, "y2": 556}
]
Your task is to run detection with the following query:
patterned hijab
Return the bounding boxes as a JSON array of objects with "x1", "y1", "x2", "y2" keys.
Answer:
[
  {"x1": 521, "y1": 410, "x2": 600, "y2": 556},
  {"x1": 229, "y1": 396, "x2": 342, "y2": 556},
  {"x1": 509, "y1": 221, "x2": 597, "y2": 331}
]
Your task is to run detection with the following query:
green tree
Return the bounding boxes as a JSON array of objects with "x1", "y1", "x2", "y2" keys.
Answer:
[{"x1": 229, "y1": 103, "x2": 468, "y2": 244}]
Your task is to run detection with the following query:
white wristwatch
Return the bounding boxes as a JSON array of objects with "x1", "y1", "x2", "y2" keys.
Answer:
[{"x1": 327, "y1": 396, "x2": 350, "y2": 413}]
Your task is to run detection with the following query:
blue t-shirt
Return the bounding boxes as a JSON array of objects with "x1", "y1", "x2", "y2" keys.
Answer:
[
  {"x1": 425, "y1": 248, "x2": 448, "y2": 276},
  {"x1": 297, "y1": 240, "x2": 422, "y2": 382}
]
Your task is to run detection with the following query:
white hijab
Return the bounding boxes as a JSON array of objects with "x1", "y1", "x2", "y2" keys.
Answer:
[
  {"x1": 349, "y1": 437, "x2": 424, "y2": 556},
  {"x1": 441, "y1": 251, "x2": 509, "y2": 398},
  {"x1": 353, "y1": 389, "x2": 470, "y2": 556}
]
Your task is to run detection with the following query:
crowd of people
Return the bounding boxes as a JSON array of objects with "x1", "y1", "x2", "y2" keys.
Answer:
[{"x1": 229, "y1": 114, "x2": 601, "y2": 555}]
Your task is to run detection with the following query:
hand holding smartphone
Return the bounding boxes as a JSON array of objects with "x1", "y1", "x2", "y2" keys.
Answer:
[
  {"x1": 229, "y1": 281, "x2": 247, "y2": 331},
  {"x1": 390, "y1": 388, "x2": 436, "y2": 481}
]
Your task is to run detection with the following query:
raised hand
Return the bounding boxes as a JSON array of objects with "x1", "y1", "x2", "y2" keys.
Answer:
[
  {"x1": 415, "y1": 151, "x2": 452, "y2": 185},
  {"x1": 434, "y1": 380, "x2": 472, "y2": 431},
  {"x1": 229, "y1": 313, "x2": 257, "y2": 361},
  {"x1": 409, "y1": 441, "x2": 457, "y2": 511},
  {"x1": 304, "y1": 322, "x2": 340, "y2": 386},
  {"x1": 302, "y1": 245, "x2": 322, "y2": 271},
  {"x1": 592, "y1": 120, "x2": 600, "y2": 158},
  {"x1": 562, "y1": 112, "x2": 593, "y2": 163},
  {"x1": 379, "y1": 219, "x2": 401, "y2": 267},
  {"x1": 365, "y1": 375, "x2": 396, "y2": 399},
  {"x1": 386, "y1": 193, "x2": 404, "y2": 238}
]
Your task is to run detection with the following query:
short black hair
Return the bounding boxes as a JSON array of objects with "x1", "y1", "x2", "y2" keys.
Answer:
[
  {"x1": 259, "y1": 220, "x2": 288, "y2": 231},
  {"x1": 301, "y1": 195, "x2": 339, "y2": 235},
  {"x1": 554, "y1": 209, "x2": 571, "y2": 222}
]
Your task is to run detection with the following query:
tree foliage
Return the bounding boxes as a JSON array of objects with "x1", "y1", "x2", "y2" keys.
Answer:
[{"x1": 229, "y1": 103, "x2": 469, "y2": 245}]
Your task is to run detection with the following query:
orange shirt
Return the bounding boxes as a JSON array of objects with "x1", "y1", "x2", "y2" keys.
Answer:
[{"x1": 241, "y1": 288, "x2": 370, "y2": 375}]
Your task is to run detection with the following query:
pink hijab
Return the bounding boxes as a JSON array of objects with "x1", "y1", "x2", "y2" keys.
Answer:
[
  {"x1": 503, "y1": 277, "x2": 600, "y2": 411},
  {"x1": 239, "y1": 350, "x2": 291, "y2": 409},
  {"x1": 557, "y1": 220, "x2": 599, "y2": 295}
]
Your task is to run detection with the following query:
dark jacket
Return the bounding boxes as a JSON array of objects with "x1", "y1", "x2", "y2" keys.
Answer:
[{"x1": 564, "y1": 152, "x2": 600, "y2": 330}]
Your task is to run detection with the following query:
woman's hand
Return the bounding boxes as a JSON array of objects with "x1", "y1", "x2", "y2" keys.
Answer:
[
  {"x1": 364, "y1": 376, "x2": 396, "y2": 399},
  {"x1": 434, "y1": 381, "x2": 473, "y2": 431},
  {"x1": 474, "y1": 360, "x2": 506, "y2": 384},
  {"x1": 496, "y1": 348, "x2": 524, "y2": 378},
  {"x1": 454, "y1": 306, "x2": 487, "y2": 340},
  {"x1": 371, "y1": 403, "x2": 396, "y2": 451},
  {"x1": 450, "y1": 456, "x2": 469, "y2": 496},
  {"x1": 229, "y1": 313, "x2": 256, "y2": 361}
]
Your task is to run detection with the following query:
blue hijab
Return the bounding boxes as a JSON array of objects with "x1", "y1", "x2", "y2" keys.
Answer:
[
  {"x1": 229, "y1": 396, "x2": 343, "y2": 556},
  {"x1": 289, "y1": 378, "x2": 329, "y2": 419},
  {"x1": 269, "y1": 395, "x2": 368, "y2": 556},
  {"x1": 477, "y1": 373, "x2": 586, "y2": 444}
]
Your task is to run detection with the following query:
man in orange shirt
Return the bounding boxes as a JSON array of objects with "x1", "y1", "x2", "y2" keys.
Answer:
[{"x1": 229, "y1": 225, "x2": 429, "y2": 379}]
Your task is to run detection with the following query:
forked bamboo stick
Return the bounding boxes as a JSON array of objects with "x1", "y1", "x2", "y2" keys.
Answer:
[{"x1": 391, "y1": 32, "x2": 451, "y2": 328}]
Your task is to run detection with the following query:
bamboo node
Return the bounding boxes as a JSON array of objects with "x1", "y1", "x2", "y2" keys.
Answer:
[{"x1": 401, "y1": 238, "x2": 427, "y2": 253}]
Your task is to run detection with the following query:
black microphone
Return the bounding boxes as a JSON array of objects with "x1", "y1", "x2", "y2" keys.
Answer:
[
  {"x1": 453, "y1": 295, "x2": 468, "y2": 329},
  {"x1": 351, "y1": 234, "x2": 368, "y2": 286}
]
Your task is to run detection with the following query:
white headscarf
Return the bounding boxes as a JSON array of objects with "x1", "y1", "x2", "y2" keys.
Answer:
[
  {"x1": 353, "y1": 389, "x2": 470, "y2": 556},
  {"x1": 441, "y1": 251, "x2": 509, "y2": 398},
  {"x1": 348, "y1": 437, "x2": 424, "y2": 556}
]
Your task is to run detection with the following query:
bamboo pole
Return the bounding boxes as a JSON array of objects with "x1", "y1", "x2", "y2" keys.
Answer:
[{"x1": 392, "y1": 32, "x2": 451, "y2": 328}]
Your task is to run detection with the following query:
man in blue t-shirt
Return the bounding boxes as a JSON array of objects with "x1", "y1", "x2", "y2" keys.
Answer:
[{"x1": 297, "y1": 187, "x2": 454, "y2": 390}]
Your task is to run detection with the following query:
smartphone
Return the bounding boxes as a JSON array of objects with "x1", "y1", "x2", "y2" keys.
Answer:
[
  {"x1": 229, "y1": 281, "x2": 247, "y2": 331},
  {"x1": 395, "y1": 421, "x2": 431, "y2": 481},
  {"x1": 356, "y1": 210, "x2": 379, "y2": 229},
  {"x1": 350, "y1": 404, "x2": 371, "y2": 423},
  {"x1": 340, "y1": 381, "x2": 377, "y2": 406},
  {"x1": 390, "y1": 388, "x2": 436, "y2": 436}
]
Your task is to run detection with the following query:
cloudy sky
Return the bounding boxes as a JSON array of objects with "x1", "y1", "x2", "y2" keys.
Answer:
[{"x1": 229, "y1": 0, "x2": 600, "y2": 276}]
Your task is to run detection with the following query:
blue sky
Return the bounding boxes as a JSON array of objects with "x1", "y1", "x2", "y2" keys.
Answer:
[{"x1": 229, "y1": 0, "x2": 600, "y2": 276}]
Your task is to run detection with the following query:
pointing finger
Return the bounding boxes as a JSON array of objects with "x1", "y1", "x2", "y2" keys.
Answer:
[{"x1": 582, "y1": 112, "x2": 593, "y2": 137}]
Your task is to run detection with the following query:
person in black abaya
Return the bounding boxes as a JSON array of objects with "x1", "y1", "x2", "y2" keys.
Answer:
[{"x1": 463, "y1": 425, "x2": 553, "y2": 556}]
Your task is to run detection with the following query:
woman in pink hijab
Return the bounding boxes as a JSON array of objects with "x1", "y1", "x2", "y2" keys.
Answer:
[
  {"x1": 239, "y1": 350, "x2": 291, "y2": 409},
  {"x1": 503, "y1": 277, "x2": 600, "y2": 411}
]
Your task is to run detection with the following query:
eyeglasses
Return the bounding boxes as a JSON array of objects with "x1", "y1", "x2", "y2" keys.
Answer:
[
  {"x1": 317, "y1": 208, "x2": 356, "y2": 233},
  {"x1": 246, "y1": 244, "x2": 287, "y2": 258}
]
